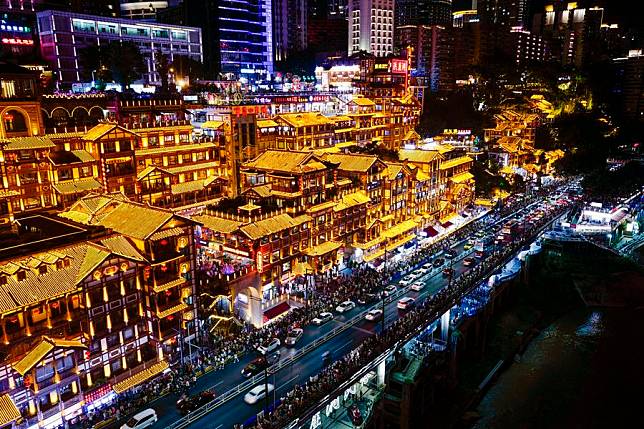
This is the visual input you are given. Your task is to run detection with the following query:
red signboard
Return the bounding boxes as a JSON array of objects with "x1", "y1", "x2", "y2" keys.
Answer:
[
  {"x1": 390, "y1": 59, "x2": 408, "y2": 74},
  {"x1": 232, "y1": 105, "x2": 269, "y2": 116}
]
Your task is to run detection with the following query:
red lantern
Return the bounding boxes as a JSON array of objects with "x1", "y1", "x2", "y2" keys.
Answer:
[
  {"x1": 24, "y1": 375, "x2": 32, "y2": 388},
  {"x1": 160, "y1": 239, "x2": 168, "y2": 246},
  {"x1": 167, "y1": 315, "x2": 174, "y2": 321}
]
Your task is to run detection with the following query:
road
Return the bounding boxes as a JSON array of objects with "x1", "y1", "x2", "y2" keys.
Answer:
[{"x1": 117, "y1": 193, "x2": 559, "y2": 429}]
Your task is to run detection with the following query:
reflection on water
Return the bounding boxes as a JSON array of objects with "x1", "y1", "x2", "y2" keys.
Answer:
[{"x1": 472, "y1": 308, "x2": 644, "y2": 429}]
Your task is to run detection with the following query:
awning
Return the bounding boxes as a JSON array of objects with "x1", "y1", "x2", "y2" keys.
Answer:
[
  {"x1": 156, "y1": 302, "x2": 189, "y2": 319},
  {"x1": 112, "y1": 361, "x2": 169, "y2": 394},
  {"x1": 363, "y1": 248, "x2": 385, "y2": 263},
  {"x1": 385, "y1": 234, "x2": 416, "y2": 252},
  {"x1": 263, "y1": 302, "x2": 291, "y2": 321},
  {"x1": 149, "y1": 227, "x2": 185, "y2": 241},
  {"x1": 0, "y1": 394, "x2": 20, "y2": 426},
  {"x1": 383, "y1": 219, "x2": 418, "y2": 239},
  {"x1": 14, "y1": 336, "x2": 87, "y2": 376},
  {"x1": 424, "y1": 226, "x2": 438, "y2": 237},
  {"x1": 52, "y1": 178, "x2": 103, "y2": 195},
  {"x1": 441, "y1": 221, "x2": 453, "y2": 228},
  {"x1": 153, "y1": 277, "x2": 187, "y2": 293}
]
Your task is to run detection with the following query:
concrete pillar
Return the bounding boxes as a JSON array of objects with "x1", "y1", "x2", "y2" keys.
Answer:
[
  {"x1": 377, "y1": 359, "x2": 386, "y2": 387},
  {"x1": 441, "y1": 308, "x2": 450, "y2": 342}
]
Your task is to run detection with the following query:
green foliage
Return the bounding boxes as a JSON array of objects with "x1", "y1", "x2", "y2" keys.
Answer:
[
  {"x1": 172, "y1": 55, "x2": 205, "y2": 82},
  {"x1": 350, "y1": 143, "x2": 399, "y2": 162},
  {"x1": 417, "y1": 90, "x2": 493, "y2": 137},
  {"x1": 155, "y1": 50, "x2": 172, "y2": 95},
  {"x1": 471, "y1": 159, "x2": 510, "y2": 197},
  {"x1": 78, "y1": 41, "x2": 145, "y2": 89}
]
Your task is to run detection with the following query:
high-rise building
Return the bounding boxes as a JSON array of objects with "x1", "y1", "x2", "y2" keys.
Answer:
[
  {"x1": 395, "y1": 0, "x2": 452, "y2": 28},
  {"x1": 159, "y1": 0, "x2": 274, "y2": 82},
  {"x1": 505, "y1": 27, "x2": 547, "y2": 65},
  {"x1": 452, "y1": 9, "x2": 480, "y2": 79},
  {"x1": 36, "y1": 10, "x2": 203, "y2": 89},
  {"x1": 532, "y1": 3, "x2": 604, "y2": 67},
  {"x1": 612, "y1": 50, "x2": 644, "y2": 120},
  {"x1": 348, "y1": 0, "x2": 395, "y2": 57},
  {"x1": 478, "y1": 0, "x2": 528, "y2": 29},
  {"x1": 395, "y1": 24, "x2": 453, "y2": 92},
  {"x1": 273, "y1": 0, "x2": 308, "y2": 61}
]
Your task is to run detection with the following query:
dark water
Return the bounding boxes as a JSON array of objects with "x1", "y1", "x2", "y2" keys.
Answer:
[{"x1": 473, "y1": 307, "x2": 644, "y2": 429}]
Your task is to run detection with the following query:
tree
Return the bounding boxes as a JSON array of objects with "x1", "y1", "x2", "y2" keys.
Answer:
[
  {"x1": 79, "y1": 41, "x2": 144, "y2": 90},
  {"x1": 172, "y1": 56, "x2": 206, "y2": 82},
  {"x1": 155, "y1": 50, "x2": 172, "y2": 94}
]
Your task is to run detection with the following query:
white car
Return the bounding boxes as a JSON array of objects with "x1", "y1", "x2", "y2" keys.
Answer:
[
  {"x1": 312, "y1": 312, "x2": 334, "y2": 325},
  {"x1": 417, "y1": 266, "x2": 429, "y2": 275},
  {"x1": 382, "y1": 285, "x2": 397, "y2": 297},
  {"x1": 335, "y1": 300, "x2": 356, "y2": 313},
  {"x1": 399, "y1": 276, "x2": 414, "y2": 286},
  {"x1": 244, "y1": 383, "x2": 275, "y2": 405},
  {"x1": 397, "y1": 297, "x2": 415, "y2": 311},
  {"x1": 365, "y1": 309, "x2": 383, "y2": 321},
  {"x1": 285, "y1": 328, "x2": 303, "y2": 346},
  {"x1": 422, "y1": 263, "x2": 433, "y2": 271},
  {"x1": 257, "y1": 338, "x2": 281, "y2": 355},
  {"x1": 121, "y1": 409, "x2": 157, "y2": 429},
  {"x1": 410, "y1": 282, "x2": 425, "y2": 291}
]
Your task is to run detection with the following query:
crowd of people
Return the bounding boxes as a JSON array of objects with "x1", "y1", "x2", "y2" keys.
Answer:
[{"x1": 244, "y1": 193, "x2": 571, "y2": 429}]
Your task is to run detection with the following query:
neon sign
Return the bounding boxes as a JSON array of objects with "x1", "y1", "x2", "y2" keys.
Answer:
[{"x1": 1, "y1": 38, "x2": 34, "y2": 45}]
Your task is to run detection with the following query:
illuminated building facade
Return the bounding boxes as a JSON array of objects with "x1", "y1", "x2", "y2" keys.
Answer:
[
  {"x1": 120, "y1": 1, "x2": 170, "y2": 20},
  {"x1": 484, "y1": 109, "x2": 540, "y2": 145},
  {"x1": 348, "y1": 0, "x2": 394, "y2": 57},
  {"x1": 0, "y1": 194, "x2": 197, "y2": 427},
  {"x1": 273, "y1": 0, "x2": 308, "y2": 61},
  {"x1": 35, "y1": 10, "x2": 203, "y2": 89}
]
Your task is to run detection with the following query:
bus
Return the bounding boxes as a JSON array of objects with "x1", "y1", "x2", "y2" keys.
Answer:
[{"x1": 474, "y1": 236, "x2": 494, "y2": 258}]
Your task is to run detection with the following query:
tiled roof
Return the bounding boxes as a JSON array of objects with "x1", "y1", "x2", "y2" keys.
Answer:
[
  {"x1": 256, "y1": 119, "x2": 279, "y2": 128},
  {"x1": 83, "y1": 123, "x2": 137, "y2": 141},
  {"x1": 0, "y1": 136, "x2": 55, "y2": 150},
  {"x1": 200, "y1": 120, "x2": 225, "y2": 129},
  {"x1": 323, "y1": 153, "x2": 382, "y2": 173},
  {"x1": 382, "y1": 219, "x2": 418, "y2": 239},
  {"x1": 385, "y1": 162, "x2": 406, "y2": 180},
  {"x1": 440, "y1": 156, "x2": 473, "y2": 170},
  {"x1": 136, "y1": 142, "x2": 216, "y2": 156},
  {"x1": 0, "y1": 394, "x2": 20, "y2": 426},
  {"x1": 334, "y1": 191, "x2": 370, "y2": 212},
  {"x1": 304, "y1": 240, "x2": 342, "y2": 256},
  {"x1": 243, "y1": 184, "x2": 272, "y2": 198},
  {"x1": 450, "y1": 172, "x2": 474, "y2": 184},
  {"x1": 148, "y1": 227, "x2": 186, "y2": 241},
  {"x1": 13, "y1": 336, "x2": 86, "y2": 376},
  {"x1": 192, "y1": 215, "x2": 242, "y2": 234},
  {"x1": 153, "y1": 277, "x2": 186, "y2": 293},
  {"x1": 71, "y1": 150, "x2": 96, "y2": 163},
  {"x1": 276, "y1": 112, "x2": 333, "y2": 127},
  {"x1": 166, "y1": 161, "x2": 218, "y2": 175},
  {"x1": 349, "y1": 97, "x2": 375, "y2": 106},
  {"x1": 156, "y1": 302, "x2": 189, "y2": 319},
  {"x1": 307, "y1": 200, "x2": 337, "y2": 213},
  {"x1": 112, "y1": 360, "x2": 169, "y2": 394},
  {"x1": 137, "y1": 165, "x2": 174, "y2": 180},
  {"x1": 52, "y1": 178, "x2": 103, "y2": 195},
  {"x1": 399, "y1": 149, "x2": 443, "y2": 164},
  {"x1": 240, "y1": 213, "x2": 311, "y2": 240},
  {"x1": 0, "y1": 189, "x2": 20, "y2": 199},
  {"x1": 243, "y1": 150, "x2": 327, "y2": 174},
  {"x1": 100, "y1": 235, "x2": 146, "y2": 262},
  {"x1": 171, "y1": 180, "x2": 205, "y2": 195}
]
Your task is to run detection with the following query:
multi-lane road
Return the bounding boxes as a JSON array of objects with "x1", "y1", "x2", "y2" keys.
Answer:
[{"x1": 113, "y1": 192, "x2": 565, "y2": 429}]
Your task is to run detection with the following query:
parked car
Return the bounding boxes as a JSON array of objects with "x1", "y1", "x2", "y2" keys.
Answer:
[
  {"x1": 285, "y1": 328, "x2": 303, "y2": 346},
  {"x1": 382, "y1": 285, "x2": 397, "y2": 297},
  {"x1": 121, "y1": 409, "x2": 157, "y2": 429},
  {"x1": 422, "y1": 263, "x2": 433, "y2": 271},
  {"x1": 397, "y1": 297, "x2": 415, "y2": 311},
  {"x1": 335, "y1": 300, "x2": 356, "y2": 313},
  {"x1": 463, "y1": 257, "x2": 476, "y2": 267},
  {"x1": 445, "y1": 249, "x2": 457, "y2": 259},
  {"x1": 312, "y1": 312, "x2": 334, "y2": 325},
  {"x1": 357, "y1": 293, "x2": 377, "y2": 305},
  {"x1": 433, "y1": 258, "x2": 445, "y2": 267},
  {"x1": 244, "y1": 384, "x2": 274, "y2": 405},
  {"x1": 463, "y1": 240, "x2": 475, "y2": 250},
  {"x1": 364, "y1": 309, "x2": 383, "y2": 321},
  {"x1": 410, "y1": 282, "x2": 425, "y2": 291},
  {"x1": 257, "y1": 337, "x2": 281, "y2": 355}
]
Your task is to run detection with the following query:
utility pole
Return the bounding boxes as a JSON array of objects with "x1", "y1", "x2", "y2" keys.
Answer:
[{"x1": 263, "y1": 366, "x2": 270, "y2": 413}]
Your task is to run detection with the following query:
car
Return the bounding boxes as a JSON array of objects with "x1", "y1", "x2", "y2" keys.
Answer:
[
  {"x1": 417, "y1": 266, "x2": 430, "y2": 275},
  {"x1": 244, "y1": 383, "x2": 275, "y2": 405},
  {"x1": 285, "y1": 328, "x2": 303, "y2": 346},
  {"x1": 121, "y1": 409, "x2": 157, "y2": 429},
  {"x1": 463, "y1": 257, "x2": 476, "y2": 267},
  {"x1": 422, "y1": 263, "x2": 433, "y2": 271},
  {"x1": 442, "y1": 267, "x2": 454, "y2": 277},
  {"x1": 397, "y1": 297, "x2": 415, "y2": 311},
  {"x1": 463, "y1": 242, "x2": 474, "y2": 250},
  {"x1": 357, "y1": 293, "x2": 377, "y2": 305},
  {"x1": 176, "y1": 390, "x2": 216, "y2": 415},
  {"x1": 399, "y1": 278, "x2": 412, "y2": 287},
  {"x1": 364, "y1": 309, "x2": 383, "y2": 321},
  {"x1": 445, "y1": 249, "x2": 457, "y2": 259},
  {"x1": 257, "y1": 337, "x2": 281, "y2": 355},
  {"x1": 335, "y1": 300, "x2": 356, "y2": 313},
  {"x1": 410, "y1": 282, "x2": 425, "y2": 291},
  {"x1": 241, "y1": 356, "x2": 268, "y2": 378},
  {"x1": 433, "y1": 258, "x2": 445, "y2": 267},
  {"x1": 382, "y1": 285, "x2": 397, "y2": 297},
  {"x1": 312, "y1": 312, "x2": 334, "y2": 325}
]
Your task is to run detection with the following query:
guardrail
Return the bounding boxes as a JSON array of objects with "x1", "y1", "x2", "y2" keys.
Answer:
[{"x1": 165, "y1": 207, "x2": 534, "y2": 429}]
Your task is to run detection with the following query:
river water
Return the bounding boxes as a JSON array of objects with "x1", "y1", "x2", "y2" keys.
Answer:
[{"x1": 472, "y1": 307, "x2": 644, "y2": 429}]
